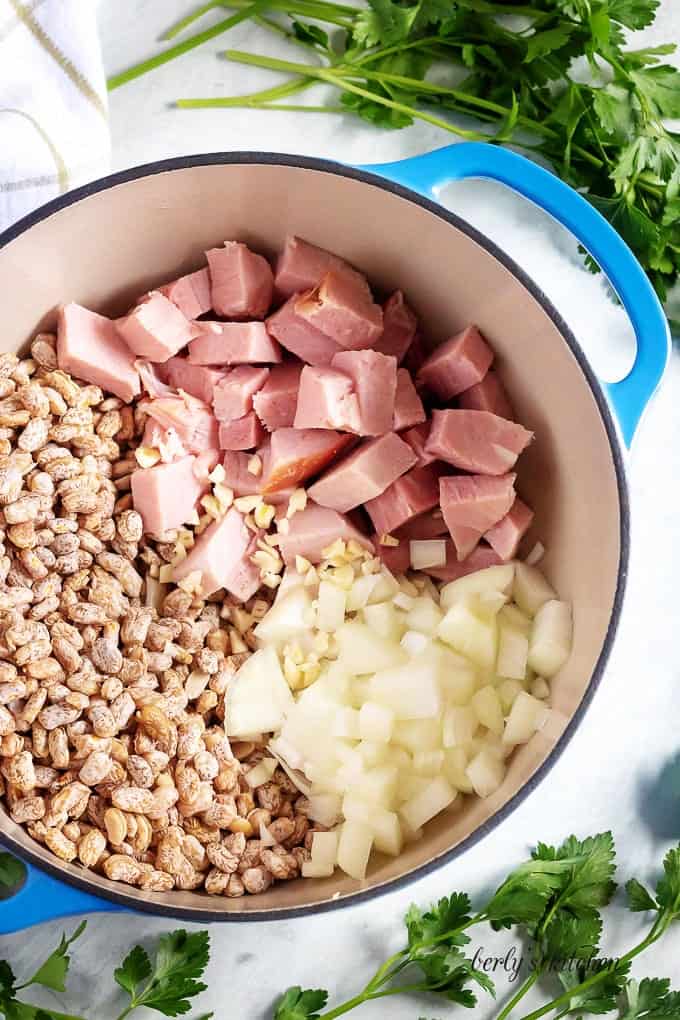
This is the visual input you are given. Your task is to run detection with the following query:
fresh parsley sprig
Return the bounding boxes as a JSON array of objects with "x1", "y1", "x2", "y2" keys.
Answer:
[
  {"x1": 107, "y1": 0, "x2": 680, "y2": 328},
  {"x1": 273, "y1": 833, "x2": 680, "y2": 1020},
  {"x1": 0, "y1": 922, "x2": 212, "y2": 1020}
]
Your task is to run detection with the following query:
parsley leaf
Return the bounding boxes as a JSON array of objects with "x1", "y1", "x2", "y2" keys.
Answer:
[
  {"x1": 608, "y1": 0, "x2": 660, "y2": 30},
  {"x1": 621, "y1": 977, "x2": 680, "y2": 1019},
  {"x1": 0, "y1": 854, "x2": 26, "y2": 891},
  {"x1": 114, "y1": 944, "x2": 152, "y2": 996},
  {"x1": 406, "y1": 893, "x2": 473, "y2": 948},
  {"x1": 629, "y1": 66, "x2": 680, "y2": 119},
  {"x1": 274, "y1": 987, "x2": 329, "y2": 1020},
  {"x1": 626, "y1": 878, "x2": 658, "y2": 913},
  {"x1": 558, "y1": 964, "x2": 630, "y2": 1015},
  {"x1": 655, "y1": 847, "x2": 680, "y2": 915},
  {"x1": 22, "y1": 923, "x2": 87, "y2": 994},
  {"x1": 114, "y1": 930, "x2": 210, "y2": 1017}
]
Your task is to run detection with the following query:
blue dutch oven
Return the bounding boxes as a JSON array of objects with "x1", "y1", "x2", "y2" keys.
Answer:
[{"x1": 0, "y1": 142, "x2": 670, "y2": 933}]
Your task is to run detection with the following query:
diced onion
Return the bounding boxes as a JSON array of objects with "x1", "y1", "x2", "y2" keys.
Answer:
[
  {"x1": 409, "y1": 539, "x2": 446, "y2": 570},
  {"x1": 245, "y1": 757, "x2": 278, "y2": 788},
  {"x1": 525, "y1": 541, "x2": 545, "y2": 566}
]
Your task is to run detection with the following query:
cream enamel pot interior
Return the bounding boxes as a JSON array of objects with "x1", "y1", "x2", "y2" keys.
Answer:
[{"x1": 0, "y1": 143, "x2": 670, "y2": 931}]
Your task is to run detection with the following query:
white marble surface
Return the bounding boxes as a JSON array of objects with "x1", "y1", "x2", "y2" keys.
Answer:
[{"x1": 2, "y1": 2, "x2": 680, "y2": 1017}]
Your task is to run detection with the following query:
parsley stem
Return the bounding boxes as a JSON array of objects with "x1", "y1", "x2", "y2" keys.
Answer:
[
  {"x1": 495, "y1": 968, "x2": 541, "y2": 1020},
  {"x1": 161, "y1": 0, "x2": 223, "y2": 40},
  {"x1": 177, "y1": 76, "x2": 315, "y2": 107},
  {"x1": 107, "y1": 3, "x2": 266, "y2": 90},
  {"x1": 224, "y1": 50, "x2": 489, "y2": 139}
]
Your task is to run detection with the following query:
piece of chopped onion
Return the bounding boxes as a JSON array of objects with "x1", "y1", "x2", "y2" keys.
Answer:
[
  {"x1": 409, "y1": 539, "x2": 446, "y2": 570},
  {"x1": 525, "y1": 541, "x2": 545, "y2": 566},
  {"x1": 244, "y1": 757, "x2": 278, "y2": 788}
]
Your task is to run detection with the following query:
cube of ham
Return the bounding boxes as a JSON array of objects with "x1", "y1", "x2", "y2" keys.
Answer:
[
  {"x1": 364, "y1": 464, "x2": 441, "y2": 535},
  {"x1": 308, "y1": 433, "x2": 417, "y2": 513},
  {"x1": 458, "y1": 370, "x2": 515, "y2": 420},
  {"x1": 274, "y1": 236, "x2": 357, "y2": 300},
  {"x1": 57, "y1": 303, "x2": 140, "y2": 404},
  {"x1": 397, "y1": 508, "x2": 448, "y2": 540},
  {"x1": 173, "y1": 507, "x2": 261, "y2": 599},
  {"x1": 426, "y1": 409, "x2": 532, "y2": 475},
  {"x1": 267, "y1": 294, "x2": 343, "y2": 365},
  {"x1": 142, "y1": 395, "x2": 219, "y2": 454},
  {"x1": 293, "y1": 366, "x2": 361, "y2": 432},
  {"x1": 331, "y1": 350, "x2": 397, "y2": 436},
  {"x1": 259, "y1": 428, "x2": 354, "y2": 494},
  {"x1": 401, "y1": 422, "x2": 437, "y2": 467},
  {"x1": 426, "y1": 543, "x2": 503, "y2": 582},
  {"x1": 222, "y1": 451, "x2": 261, "y2": 496},
  {"x1": 163, "y1": 358, "x2": 226, "y2": 405},
  {"x1": 374, "y1": 291, "x2": 417, "y2": 363},
  {"x1": 206, "y1": 241, "x2": 273, "y2": 319},
  {"x1": 402, "y1": 332, "x2": 427, "y2": 378},
  {"x1": 439, "y1": 473, "x2": 516, "y2": 560},
  {"x1": 253, "y1": 362, "x2": 303, "y2": 430},
  {"x1": 219, "y1": 412, "x2": 266, "y2": 451},
  {"x1": 117, "y1": 292, "x2": 194, "y2": 363},
  {"x1": 417, "y1": 325, "x2": 493, "y2": 400},
  {"x1": 376, "y1": 539, "x2": 410, "y2": 575},
  {"x1": 277, "y1": 503, "x2": 373, "y2": 565},
  {"x1": 131, "y1": 455, "x2": 212, "y2": 538},
  {"x1": 393, "y1": 369, "x2": 426, "y2": 431},
  {"x1": 484, "y1": 496, "x2": 534, "y2": 561},
  {"x1": 160, "y1": 267, "x2": 212, "y2": 319},
  {"x1": 188, "y1": 322, "x2": 282, "y2": 366},
  {"x1": 295, "y1": 270, "x2": 383, "y2": 350},
  {"x1": 213, "y1": 366, "x2": 270, "y2": 422}
]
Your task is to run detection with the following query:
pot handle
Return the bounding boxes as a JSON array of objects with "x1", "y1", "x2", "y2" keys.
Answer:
[
  {"x1": 362, "y1": 142, "x2": 670, "y2": 446},
  {"x1": 0, "y1": 858, "x2": 126, "y2": 934}
]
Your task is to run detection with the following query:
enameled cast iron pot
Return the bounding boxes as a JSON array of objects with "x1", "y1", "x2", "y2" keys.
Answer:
[{"x1": 0, "y1": 142, "x2": 670, "y2": 933}]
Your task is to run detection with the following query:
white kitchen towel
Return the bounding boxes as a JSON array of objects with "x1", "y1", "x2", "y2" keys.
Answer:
[{"x1": 0, "y1": 0, "x2": 110, "y2": 233}]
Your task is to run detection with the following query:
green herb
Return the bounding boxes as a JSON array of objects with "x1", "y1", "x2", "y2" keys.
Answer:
[
  {"x1": 107, "y1": 0, "x2": 680, "y2": 322},
  {"x1": 0, "y1": 921, "x2": 87, "y2": 1020},
  {"x1": 272, "y1": 833, "x2": 680, "y2": 1019},
  {"x1": 0, "y1": 926, "x2": 212, "y2": 1020},
  {"x1": 113, "y1": 929, "x2": 211, "y2": 1019},
  {"x1": 0, "y1": 853, "x2": 25, "y2": 891}
]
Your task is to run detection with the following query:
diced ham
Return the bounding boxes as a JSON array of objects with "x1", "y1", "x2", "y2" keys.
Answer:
[
  {"x1": 213, "y1": 366, "x2": 270, "y2": 422},
  {"x1": 396, "y1": 508, "x2": 448, "y2": 540},
  {"x1": 376, "y1": 539, "x2": 410, "y2": 575},
  {"x1": 142, "y1": 394, "x2": 219, "y2": 454},
  {"x1": 222, "y1": 451, "x2": 261, "y2": 496},
  {"x1": 426, "y1": 409, "x2": 533, "y2": 475},
  {"x1": 277, "y1": 503, "x2": 373, "y2": 565},
  {"x1": 393, "y1": 369, "x2": 426, "y2": 431},
  {"x1": 188, "y1": 322, "x2": 282, "y2": 366},
  {"x1": 131, "y1": 455, "x2": 209, "y2": 537},
  {"x1": 266, "y1": 295, "x2": 343, "y2": 365},
  {"x1": 57, "y1": 303, "x2": 140, "y2": 404},
  {"x1": 163, "y1": 358, "x2": 226, "y2": 404},
  {"x1": 484, "y1": 496, "x2": 534, "y2": 561},
  {"x1": 295, "y1": 270, "x2": 383, "y2": 350},
  {"x1": 458, "y1": 370, "x2": 515, "y2": 420},
  {"x1": 401, "y1": 422, "x2": 437, "y2": 467},
  {"x1": 253, "y1": 362, "x2": 303, "y2": 430},
  {"x1": 426, "y1": 543, "x2": 503, "y2": 582},
  {"x1": 141, "y1": 418, "x2": 189, "y2": 463},
  {"x1": 439, "y1": 473, "x2": 516, "y2": 560},
  {"x1": 136, "y1": 359, "x2": 176, "y2": 399},
  {"x1": 219, "y1": 412, "x2": 266, "y2": 451},
  {"x1": 374, "y1": 291, "x2": 417, "y2": 363},
  {"x1": 274, "y1": 236, "x2": 357, "y2": 300},
  {"x1": 117, "y1": 291, "x2": 194, "y2": 363},
  {"x1": 193, "y1": 449, "x2": 220, "y2": 483},
  {"x1": 293, "y1": 366, "x2": 361, "y2": 432},
  {"x1": 364, "y1": 464, "x2": 441, "y2": 535},
  {"x1": 173, "y1": 508, "x2": 261, "y2": 599},
  {"x1": 331, "y1": 350, "x2": 397, "y2": 436},
  {"x1": 206, "y1": 241, "x2": 273, "y2": 319},
  {"x1": 160, "y1": 267, "x2": 212, "y2": 319},
  {"x1": 417, "y1": 325, "x2": 493, "y2": 400},
  {"x1": 308, "y1": 433, "x2": 417, "y2": 513},
  {"x1": 402, "y1": 332, "x2": 427, "y2": 378},
  {"x1": 259, "y1": 428, "x2": 353, "y2": 494}
]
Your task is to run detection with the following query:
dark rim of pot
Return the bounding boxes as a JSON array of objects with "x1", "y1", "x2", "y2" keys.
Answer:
[{"x1": 0, "y1": 152, "x2": 630, "y2": 924}]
